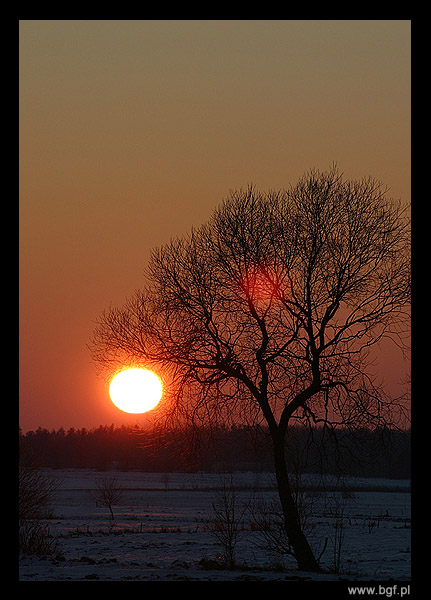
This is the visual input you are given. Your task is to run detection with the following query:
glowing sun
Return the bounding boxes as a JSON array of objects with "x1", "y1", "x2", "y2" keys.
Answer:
[{"x1": 109, "y1": 368, "x2": 163, "y2": 414}]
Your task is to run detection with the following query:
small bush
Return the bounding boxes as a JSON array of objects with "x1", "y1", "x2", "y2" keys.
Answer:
[
  {"x1": 19, "y1": 446, "x2": 61, "y2": 555},
  {"x1": 207, "y1": 476, "x2": 248, "y2": 569},
  {"x1": 19, "y1": 520, "x2": 58, "y2": 556}
]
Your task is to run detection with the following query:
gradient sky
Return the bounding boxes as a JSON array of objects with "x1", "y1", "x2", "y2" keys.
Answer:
[{"x1": 19, "y1": 20, "x2": 411, "y2": 432}]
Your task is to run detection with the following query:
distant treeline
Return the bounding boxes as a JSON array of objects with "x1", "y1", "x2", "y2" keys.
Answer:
[{"x1": 19, "y1": 424, "x2": 411, "y2": 479}]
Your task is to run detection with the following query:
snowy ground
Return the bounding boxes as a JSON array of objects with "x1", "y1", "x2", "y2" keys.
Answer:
[{"x1": 18, "y1": 470, "x2": 411, "y2": 582}]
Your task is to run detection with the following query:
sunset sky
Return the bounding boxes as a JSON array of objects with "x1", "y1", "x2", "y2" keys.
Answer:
[{"x1": 19, "y1": 20, "x2": 411, "y2": 432}]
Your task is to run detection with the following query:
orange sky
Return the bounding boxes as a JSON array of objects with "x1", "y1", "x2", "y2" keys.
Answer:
[{"x1": 19, "y1": 20, "x2": 411, "y2": 432}]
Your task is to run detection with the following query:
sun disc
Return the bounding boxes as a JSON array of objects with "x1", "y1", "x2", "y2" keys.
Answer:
[{"x1": 109, "y1": 368, "x2": 163, "y2": 414}]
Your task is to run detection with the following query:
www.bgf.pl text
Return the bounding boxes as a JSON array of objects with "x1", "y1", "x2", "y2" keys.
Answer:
[{"x1": 348, "y1": 585, "x2": 410, "y2": 597}]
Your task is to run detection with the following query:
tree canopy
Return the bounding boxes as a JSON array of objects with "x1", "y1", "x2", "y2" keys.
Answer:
[{"x1": 91, "y1": 167, "x2": 410, "y2": 434}]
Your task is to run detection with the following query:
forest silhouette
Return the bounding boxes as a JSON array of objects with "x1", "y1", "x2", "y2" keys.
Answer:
[{"x1": 19, "y1": 424, "x2": 410, "y2": 479}]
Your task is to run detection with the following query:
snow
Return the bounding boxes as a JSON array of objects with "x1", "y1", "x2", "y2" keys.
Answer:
[{"x1": 19, "y1": 470, "x2": 411, "y2": 582}]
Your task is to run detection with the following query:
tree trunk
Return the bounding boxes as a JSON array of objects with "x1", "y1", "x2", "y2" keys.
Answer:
[{"x1": 272, "y1": 433, "x2": 321, "y2": 572}]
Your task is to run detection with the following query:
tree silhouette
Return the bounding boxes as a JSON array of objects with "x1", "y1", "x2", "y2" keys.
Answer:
[
  {"x1": 90, "y1": 166, "x2": 410, "y2": 571},
  {"x1": 94, "y1": 474, "x2": 124, "y2": 520}
]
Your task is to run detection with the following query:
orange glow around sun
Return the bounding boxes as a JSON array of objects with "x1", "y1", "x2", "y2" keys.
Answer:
[{"x1": 109, "y1": 368, "x2": 163, "y2": 414}]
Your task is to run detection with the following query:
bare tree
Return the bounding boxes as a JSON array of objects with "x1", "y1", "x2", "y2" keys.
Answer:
[
  {"x1": 94, "y1": 475, "x2": 124, "y2": 520},
  {"x1": 90, "y1": 166, "x2": 410, "y2": 571}
]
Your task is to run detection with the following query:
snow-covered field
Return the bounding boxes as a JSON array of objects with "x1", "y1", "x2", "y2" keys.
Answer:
[{"x1": 19, "y1": 470, "x2": 411, "y2": 582}]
